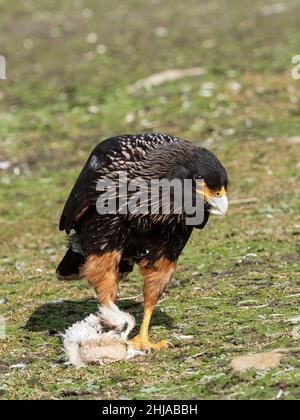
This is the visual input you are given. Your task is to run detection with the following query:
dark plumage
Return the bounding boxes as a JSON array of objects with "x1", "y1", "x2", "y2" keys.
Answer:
[{"x1": 57, "y1": 133, "x2": 228, "y2": 350}]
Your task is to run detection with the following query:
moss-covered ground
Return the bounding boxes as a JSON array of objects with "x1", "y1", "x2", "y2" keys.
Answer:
[{"x1": 0, "y1": 0, "x2": 299, "y2": 400}]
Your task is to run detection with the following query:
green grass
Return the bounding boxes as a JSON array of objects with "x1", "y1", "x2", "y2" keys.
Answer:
[{"x1": 0, "y1": 0, "x2": 300, "y2": 400}]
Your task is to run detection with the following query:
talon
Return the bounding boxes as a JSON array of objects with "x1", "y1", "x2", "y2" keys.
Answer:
[{"x1": 129, "y1": 335, "x2": 169, "y2": 351}]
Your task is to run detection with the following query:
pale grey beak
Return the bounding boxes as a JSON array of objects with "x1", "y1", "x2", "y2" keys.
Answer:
[{"x1": 207, "y1": 194, "x2": 228, "y2": 217}]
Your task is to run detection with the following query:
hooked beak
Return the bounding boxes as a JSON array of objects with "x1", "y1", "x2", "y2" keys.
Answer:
[
  {"x1": 195, "y1": 181, "x2": 228, "y2": 217},
  {"x1": 207, "y1": 194, "x2": 228, "y2": 217}
]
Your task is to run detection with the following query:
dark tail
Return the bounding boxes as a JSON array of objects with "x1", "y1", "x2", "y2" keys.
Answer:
[{"x1": 56, "y1": 249, "x2": 86, "y2": 281}]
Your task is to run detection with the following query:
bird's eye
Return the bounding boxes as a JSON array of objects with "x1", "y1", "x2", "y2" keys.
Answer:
[{"x1": 215, "y1": 191, "x2": 221, "y2": 197}]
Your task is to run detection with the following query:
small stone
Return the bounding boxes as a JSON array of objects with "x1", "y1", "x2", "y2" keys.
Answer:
[
  {"x1": 86, "y1": 33, "x2": 98, "y2": 44},
  {"x1": 228, "y1": 81, "x2": 241, "y2": 92},
  {"x1": 125, "y1": 113, "x2": 135, "y2": 123},
  {"x1": 231, "y1": 351, "x2": 284, "y2": 372},
  {"x1": 154, "y1": 26, "x2": 168, "y2": 37},
  {"x1": 175, "y1": 335, "x2": 194, "y2": 341},
  {"x1": 96, "y1": 44, "x2": 107, "y2": 54},
  {"x1": 88, "y1": 105, "x2": 99, "y2": 114},
  {"x1": 15, "y1": 262, "x2": 23, "y2": 271},
  {"x1": 291, "y1": 327, "x2": 300, "y2": 340},
  {"x1": 199, "y1": 89, "x2": 213, "y2": 98}
]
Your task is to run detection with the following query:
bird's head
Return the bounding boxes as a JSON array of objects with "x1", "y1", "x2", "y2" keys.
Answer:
[{"x1": 192, "y1": 148, "x2": 228, "y2": 217}]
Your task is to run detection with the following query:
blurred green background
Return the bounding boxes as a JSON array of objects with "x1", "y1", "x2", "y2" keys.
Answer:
[{"x1": 0, "y1": 0, "x2": 299, "y2": 400}]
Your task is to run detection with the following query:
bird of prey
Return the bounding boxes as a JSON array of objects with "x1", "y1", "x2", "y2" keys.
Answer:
[{"x1": 57, "y1": 133, "x2": 228, "y2": 350}]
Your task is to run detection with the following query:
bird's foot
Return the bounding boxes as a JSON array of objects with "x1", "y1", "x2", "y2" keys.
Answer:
[{"x1": 129, "y1": 334, "x2": 169, "y2": 351}]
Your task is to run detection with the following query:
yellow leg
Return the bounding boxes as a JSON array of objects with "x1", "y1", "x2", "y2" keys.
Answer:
[
  {"x1": 129, "y1": 306, "x2": 168, "y2": 351},
  {"x1": 129, "y1": 257, "x2": 176, "y2": 351}
]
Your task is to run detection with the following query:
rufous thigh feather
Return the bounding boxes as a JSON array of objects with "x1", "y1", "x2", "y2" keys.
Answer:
[
  {"x1": 82, "y1": 251, "x2": 121, "y2": 304},
  {"x1": 139, "y1": 257, "x2": 177, "y2": 308}
]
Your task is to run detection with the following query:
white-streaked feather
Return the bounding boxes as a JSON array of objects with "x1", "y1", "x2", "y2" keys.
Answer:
[{"x1": 67, "y1": 234, "x2": 84, "y2": 255}]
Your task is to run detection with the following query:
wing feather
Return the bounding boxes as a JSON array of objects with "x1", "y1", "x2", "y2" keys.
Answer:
[
  {"x1": 59, "y1": 134, "x2": 187, "y2": 233},
  {"x1": 59, "y1": 150, "x2": 103, "y2": 233}
]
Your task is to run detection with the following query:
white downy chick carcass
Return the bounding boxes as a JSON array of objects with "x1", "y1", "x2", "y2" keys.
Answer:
[{"x1": 63, "y1": 303, "x2": 144, "y2": 367}]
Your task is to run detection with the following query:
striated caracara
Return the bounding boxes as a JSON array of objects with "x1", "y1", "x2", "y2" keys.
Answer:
[{"x1": 57, "y1": 133, "x2": 228, "y2": 350}]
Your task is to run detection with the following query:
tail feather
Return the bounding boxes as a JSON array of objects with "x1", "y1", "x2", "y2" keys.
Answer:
[{"x1": 56, "y1": 249, "x2": 86, "y2": 281}]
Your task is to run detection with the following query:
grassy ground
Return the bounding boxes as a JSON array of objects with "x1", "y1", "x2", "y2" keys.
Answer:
[{"x1": 0, "y1": 0, "x2": 300, "y2": 400}]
